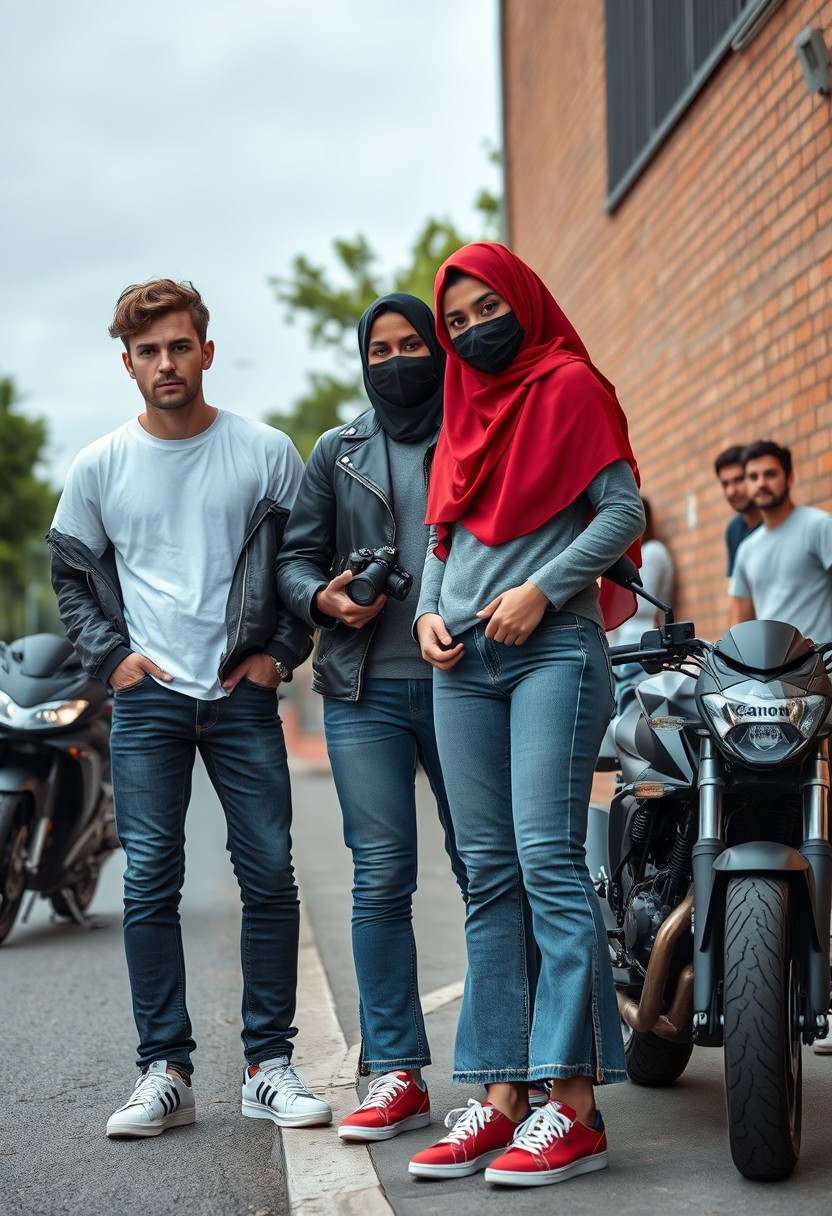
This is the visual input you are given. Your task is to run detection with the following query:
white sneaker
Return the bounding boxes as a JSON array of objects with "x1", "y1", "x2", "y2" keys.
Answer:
[
  {"x1": 241, "y1": 1056, "x2": 332, "y2": 1127},
  {"x1": 813, "y1": 1015, "x2": 832, "y2": 1053},
  {"x1": 106, "y1": 1060, "x2": 195, "y2": 1138}
]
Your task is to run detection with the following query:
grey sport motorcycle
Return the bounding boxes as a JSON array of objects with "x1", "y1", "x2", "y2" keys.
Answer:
[
  {"x1": 589, "y1": 558, "x2": 832, "y2": 1181},
  {"x1": 0, "y1": 633, "x2": 117, "y2": 943}
]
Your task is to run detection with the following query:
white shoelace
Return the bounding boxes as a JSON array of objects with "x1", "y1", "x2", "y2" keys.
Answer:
[
  {"x1": 127, "y1": 1072, "x2": 176, "y2": 1110},
  {"x1": 442, "y1": 1098, "x2": 494, "y2": 1142},
  {"x1": 259, "y1": 1060, "x2": 311, "y2": 1099},
  {"x1": 355, "y1": 1072, "x2": 410, "y2": 1111},
  {"x1": 511, "y1": 1103, "x2": 574, "y2": 1152}
]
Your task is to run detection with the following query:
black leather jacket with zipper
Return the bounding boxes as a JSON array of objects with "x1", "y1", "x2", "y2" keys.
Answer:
[
  {"x1": 47, "y1": 497, "x2": 313, "y2": 686},
  {"x1": 276, "y1": 409, "x2": 436, "y2": 702}
]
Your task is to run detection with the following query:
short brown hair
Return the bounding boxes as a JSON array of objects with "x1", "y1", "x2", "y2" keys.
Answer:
[{"x1": 109, "y1": 279, "x2": 210, "y2": 348}]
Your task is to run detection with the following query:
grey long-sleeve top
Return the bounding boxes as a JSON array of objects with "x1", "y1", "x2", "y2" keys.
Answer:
[{"x1": 415, "y1": 459, "x2": 644, "y2": 638}]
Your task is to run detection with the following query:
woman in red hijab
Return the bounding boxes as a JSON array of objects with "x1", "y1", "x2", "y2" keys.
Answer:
[{"x1": 408, "y1": 243, "x2": 643, "y2": 1190}]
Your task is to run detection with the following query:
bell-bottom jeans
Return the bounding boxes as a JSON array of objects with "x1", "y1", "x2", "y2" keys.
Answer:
[
  {"x1": 432, "y1": 612, "x2": 627, "y2": 1086},
  {"x1": 323, "y1": 677, "x2": 466, "y2": 1074},
  {"x1": 110, "y1": 675, "x2": 299, "y2": 1075}
]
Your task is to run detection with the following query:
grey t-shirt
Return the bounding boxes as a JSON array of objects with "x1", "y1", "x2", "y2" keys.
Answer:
[
  {"x1": 416, "y1": 459, "x2": 644, "y2": 638},
  {"x1": 729, "y1": 505, "x2": 832, "y2": 642},
  {"x1": 364, "y1": 433, "x2": 434, "y2": 680}
]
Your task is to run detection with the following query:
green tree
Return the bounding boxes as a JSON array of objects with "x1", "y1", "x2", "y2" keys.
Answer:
[
  {"x1": 267, "y1": 178, "x2": 501, "y2": 458},
  {"x1": 0, "y1": 378, "x2": 58, "y2": 639}
]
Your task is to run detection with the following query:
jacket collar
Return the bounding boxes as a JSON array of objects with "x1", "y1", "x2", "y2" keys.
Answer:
[
  {"x1": 338, "y1": 406, "x2": 441, "y2": 444},
  {"x1": 337, "y1": 408, "x2": 380, "y2": 443}
]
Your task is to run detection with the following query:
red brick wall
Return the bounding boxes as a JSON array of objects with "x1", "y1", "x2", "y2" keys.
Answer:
[{"x1": 502, "y1": 0, "x2": 832, "y2": 641}]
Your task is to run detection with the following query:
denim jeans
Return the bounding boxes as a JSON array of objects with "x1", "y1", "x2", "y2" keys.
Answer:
[
  {"x1": 110, "y1": 676, "x2": 299, "y2": 1074},
  {"x1": 323, "y1": 678, "x2": 466, "y2": 1073},
  {"x1": 432, "y1": 612, "x2": 626, "y2": 1086}
]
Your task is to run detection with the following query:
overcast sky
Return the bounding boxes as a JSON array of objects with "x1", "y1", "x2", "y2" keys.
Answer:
[{"x1": 1, "y1": 1, "x2": 500, "y2": 483}]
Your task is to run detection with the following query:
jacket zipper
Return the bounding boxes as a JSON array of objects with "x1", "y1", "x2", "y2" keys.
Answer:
[
  {"x1": 227, "y1": 546, "x2": 250, "y2": 663},
  {"x1": 217, "y1": 500, "x2": 276, "y2": 676},
  {"x1": 339, "y1": 463, "x2": 395, "y2": 535}
]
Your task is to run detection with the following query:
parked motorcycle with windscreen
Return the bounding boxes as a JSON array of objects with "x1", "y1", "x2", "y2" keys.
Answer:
[
  {"x1": 0, "y1": 632, "x2": 117, "y2": 943},
  {"x1": 588, "y1": 557, "x2": 832, "y2": 1182}
]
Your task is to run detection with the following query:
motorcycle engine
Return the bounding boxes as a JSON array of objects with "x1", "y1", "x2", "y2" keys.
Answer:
[{"x1": 624, "y1": 871, "x2": 672, "y2": 973}]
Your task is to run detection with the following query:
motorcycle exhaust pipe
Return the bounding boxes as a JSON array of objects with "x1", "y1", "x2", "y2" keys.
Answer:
[{"x1": 617, "y1": 891, "x2": 694, "y2": 1041}]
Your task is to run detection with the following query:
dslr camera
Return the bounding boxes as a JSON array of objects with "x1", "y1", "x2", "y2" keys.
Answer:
[{"x1": 346, "y1": 545, "x2": 413, "y2": 605}]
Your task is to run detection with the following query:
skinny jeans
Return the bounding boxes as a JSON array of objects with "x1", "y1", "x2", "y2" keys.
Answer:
[
  {"x1": 110, "y1": 676, "x2": 299, "y2": 1075},
  {"x1": 323, "y1": 677, "x2": 466, "y2": 1074}
]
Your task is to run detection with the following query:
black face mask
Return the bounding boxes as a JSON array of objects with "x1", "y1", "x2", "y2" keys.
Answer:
[
  {"x1": 452, "y1": 311, "x2": 525, "y2": 374},
  {"x1": 367, "y1": 355, "x2": 439, "y2": 409}
]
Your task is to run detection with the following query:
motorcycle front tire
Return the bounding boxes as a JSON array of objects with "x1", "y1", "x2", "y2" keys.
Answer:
[
  {"x1": 0, "y1": 792, "x2": 34, "y2": 945},
  {"x1": 723, "y1": 875, "x2": 801, "y2": 1182}
]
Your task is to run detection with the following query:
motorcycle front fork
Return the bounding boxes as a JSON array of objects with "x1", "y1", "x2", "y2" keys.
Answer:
[{"x1": 691, "y1": 736, "x2": 831, "y2": 1043}]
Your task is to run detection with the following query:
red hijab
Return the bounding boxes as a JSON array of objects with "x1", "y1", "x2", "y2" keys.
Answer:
[{"x1": 426, "y1": 242, "x2": 641, "y2": 630}]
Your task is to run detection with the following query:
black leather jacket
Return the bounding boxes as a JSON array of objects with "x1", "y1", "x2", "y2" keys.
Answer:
[
  {"x1": 47, "y1": 497, "x2": 313, "y2": 686},
  {"x1": 277, "y1": 409, "x2": 436, "y2": 701}
]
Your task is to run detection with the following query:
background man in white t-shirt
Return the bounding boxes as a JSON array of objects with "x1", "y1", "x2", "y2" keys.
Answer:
[
  {"x1": 48, "y1": 280, "x2": 331, "y2": 1137},
  {"x1": 729, "y1": 439, "x2": 832, "y2": 643}
]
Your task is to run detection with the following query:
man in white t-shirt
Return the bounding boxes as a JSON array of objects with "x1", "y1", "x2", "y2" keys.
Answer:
[
  {"x1": 729, "y1": 439, "x2": 832, "y2": 643},
  {"x1": 48, "y1": 279, "x2": 331, "y2": 1137}
]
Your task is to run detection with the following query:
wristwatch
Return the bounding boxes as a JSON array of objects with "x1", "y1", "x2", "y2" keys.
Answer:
[{"x1": 270, "y1": 657, "x2": 291, "y2": 681}]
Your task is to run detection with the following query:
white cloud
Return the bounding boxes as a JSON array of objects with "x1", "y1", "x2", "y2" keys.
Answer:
[{"x1": 0, "y1": 0, "x2": 500, "y2": 479}]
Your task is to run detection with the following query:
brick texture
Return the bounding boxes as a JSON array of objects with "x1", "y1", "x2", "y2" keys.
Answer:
[{"x1": 502, "y1": 0, "x2": 832, "y2": 642}]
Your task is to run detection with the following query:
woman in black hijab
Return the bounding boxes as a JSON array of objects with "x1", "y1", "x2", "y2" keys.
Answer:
[{"x1": 278, "y1": 293, "x2": 466, "y2": 1142}]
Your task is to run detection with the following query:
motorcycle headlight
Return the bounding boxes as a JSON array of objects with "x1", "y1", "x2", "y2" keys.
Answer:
[
  {"x1": 0, "y1": 691, "x2": 16, "y2": 723},
  {"x1": 27, "y1": 699, "x2": 89, "y2": 729},
  {"x1": 701, "y1": 690, "x2": 828, "y2": 764}
]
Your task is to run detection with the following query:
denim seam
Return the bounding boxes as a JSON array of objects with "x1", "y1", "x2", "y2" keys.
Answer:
[
  {"x1": 363, "y1": 1053, "x2": 432, "y2": 1070},
  {"x1": 408, "y1": 930, "x2": 428, "y2": 1060},
  {"x1": 201, "y1": 743, "x2": 255, "y2": 1043},
  {"x1": 572, "y1": 617, "x2": 604, "y2": 1084},
  {"x1": 172, "y1": 745, "x2": 191, "y2": 1045}
]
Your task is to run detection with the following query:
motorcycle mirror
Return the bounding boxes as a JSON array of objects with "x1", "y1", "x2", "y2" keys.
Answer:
[{"x1": 604, "y1": 555, "x2": 642, "y2": 588}]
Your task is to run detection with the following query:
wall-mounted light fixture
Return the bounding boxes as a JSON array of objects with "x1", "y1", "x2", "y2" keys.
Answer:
[{"x1": 793, "y1": 27, "x2": 831, "y2": 95}]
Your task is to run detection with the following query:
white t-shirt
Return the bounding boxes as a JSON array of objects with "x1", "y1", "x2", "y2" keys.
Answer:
[
  {"x1": 607, "y1": 539, "x2": 675, "y2": 647},
  {"x1": 52, "y1": 410, "x2": 303, "y2": 699},
  {"x1": 729, "y1": 505, "x2": 832, "y2": 643}
]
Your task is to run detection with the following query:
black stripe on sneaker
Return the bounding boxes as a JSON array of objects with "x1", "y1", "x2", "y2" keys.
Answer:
[
  {"x1": 262, "y1": 1084, "x2": 276, "y2": 1108},
  {"x1": 160, "y1": 1092, "x2": 172, "y2": 1116},
  {"x1": 171, "y1": 1089, "x2": 180, "y2": 1111},
  {"x1": 256, "y1": 1081, "x2": 265, "y2": 1103}
]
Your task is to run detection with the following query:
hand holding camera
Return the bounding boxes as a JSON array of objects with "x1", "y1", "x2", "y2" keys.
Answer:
[{"x1": 314, "y1": 545, "x2": 412, "y2": 631}]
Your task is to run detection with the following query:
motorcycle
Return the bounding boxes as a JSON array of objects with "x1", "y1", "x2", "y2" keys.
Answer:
[
  {"x1": 589, "y1": 557, "x2": 832, "y2": 1181},
  {"x1": 0, "y1": 632, "x2": 118, "y2": 944}
]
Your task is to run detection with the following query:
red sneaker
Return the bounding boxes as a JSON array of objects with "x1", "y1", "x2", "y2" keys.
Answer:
[
  {"x1": 338, "y1": 1072, "x2": 430, "y2": 1142},
  {"x1": 408, "y1": 1100, "x2": 519, "y2": 1179},
  {"x1": 484, "y1": 1101, "x2": 608, "y2": 1187}
]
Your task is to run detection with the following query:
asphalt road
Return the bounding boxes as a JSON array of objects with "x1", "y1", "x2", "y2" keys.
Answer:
[
  {"x1": 292, "y1": 769, "x2": 832, "y2": 1216},
  {"x1": 3, "y1": 756, "x2": 832, "y2": 1215},
  {"x1": 0, "y1": 758, "x2": 288, "y2": 1216}
]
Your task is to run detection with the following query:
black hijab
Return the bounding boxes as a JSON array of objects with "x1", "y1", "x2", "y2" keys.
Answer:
[{"x1": 357, "y1": 292, "x2": 445, "y2": 444}]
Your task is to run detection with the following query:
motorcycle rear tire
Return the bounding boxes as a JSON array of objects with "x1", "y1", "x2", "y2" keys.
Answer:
[
  {"x1": 624, "y1": 1029, "x2": 693, "y2": 1086},
  {"x1": 723, "y1": 876, "x2": 801, "y2": 1181},
  {"x1": 51, "y1": 868, "x2": 100, "y2": 919},
  {"x1": 0, "y1": 793, "x2": 34, "y2": 945}
]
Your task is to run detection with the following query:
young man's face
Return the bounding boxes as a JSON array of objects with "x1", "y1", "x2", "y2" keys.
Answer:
[
  {"x1": 717, "y1": 462, "x2": 752, "y2": 513},
  {"x1": 744, "y1": 455, "x2": 792, "y2": 512},
  {"x1": 122, "y1": 309, "x2": 214, "y2": 411}
]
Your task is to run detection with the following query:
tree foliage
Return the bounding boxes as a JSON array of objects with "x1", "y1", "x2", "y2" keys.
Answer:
[
  {"x1": 266, "y1": 180, "x2": 501, "y2": 458},
  {"x1": 0, "y1": 378, "x2": 58, "y2": 638}
]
